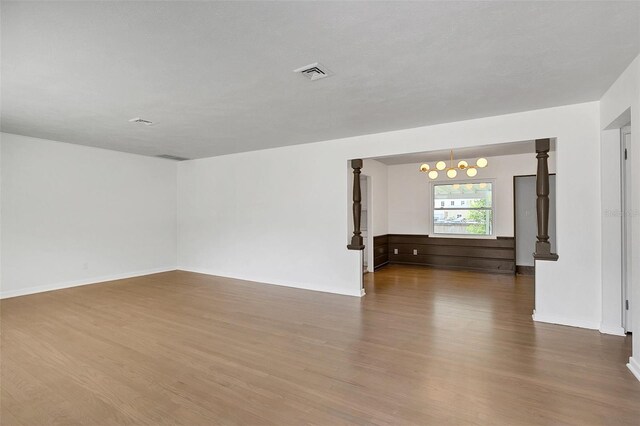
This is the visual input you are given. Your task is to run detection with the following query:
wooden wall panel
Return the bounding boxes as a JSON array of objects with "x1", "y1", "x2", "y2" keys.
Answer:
[
  {"x1": 379, "y1": 234, "x2": 515, "y2": 274},
  {"x1": 373, "y1": 235, "x2": 389, "y2": 269}
]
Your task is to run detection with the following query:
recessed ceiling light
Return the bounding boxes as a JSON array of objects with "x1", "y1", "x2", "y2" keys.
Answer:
[
  {"x1": 129, "y1": 117, "x2": 154, "y2": 126},
  {"x1": 293, "y1": 62, "x2": 333, "y2": 81}
]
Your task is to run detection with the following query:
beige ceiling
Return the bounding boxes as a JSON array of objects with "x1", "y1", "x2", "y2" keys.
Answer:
[{"x1": 2, "y1": 1, "x2": 639, "y2": 159}]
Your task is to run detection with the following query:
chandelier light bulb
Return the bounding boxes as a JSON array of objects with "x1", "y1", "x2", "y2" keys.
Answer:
[{"x1": 418, "y1": 150, "x2": 487, "y2": 181}]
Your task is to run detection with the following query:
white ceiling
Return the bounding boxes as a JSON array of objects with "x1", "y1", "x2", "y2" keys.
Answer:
[
  {"x1": 373, "y1": 139, "x2": 555, "y2": 165},
  {"x1": 2, "y1": 1, "x2": 639, "y2": 159}
]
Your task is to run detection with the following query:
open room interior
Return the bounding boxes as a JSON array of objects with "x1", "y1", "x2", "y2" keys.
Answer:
[
  {"x1": 359, "y1": 141, "x2": 557, "y2": 276},
  {"x1": 1, "y1": 1, "x2": 640, "y2": 424}
]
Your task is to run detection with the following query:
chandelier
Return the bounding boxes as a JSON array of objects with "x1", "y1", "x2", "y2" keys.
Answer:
[{"x1": 419, "y1": 150, "x2": 487, "y2": 179}]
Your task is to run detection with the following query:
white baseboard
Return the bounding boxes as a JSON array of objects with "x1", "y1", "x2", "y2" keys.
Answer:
[
  {"x1": 0, "y1": 267, "x2": 176, "y2": 299},
  {"x1": 532, "y1": 310, "x2": 599, "y2": 330},
  {"x1": 360, "y1": 288, "x2": 366, "y2": 297},
  {"x1": 628, "y1": 357, "x2": 640, "y2": 382},
  {"x1": 178, "y1": 266, "x2": 363, "y2": 297},
  {"x1": 599, "y1": 323, "x2": 627, "y2": 336}
]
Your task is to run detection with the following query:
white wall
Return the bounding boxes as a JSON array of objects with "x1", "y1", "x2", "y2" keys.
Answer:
[
  {"x1": 362, "y1": 159, "x2": 388, "y2": 237},
  {"x1": 177, "y1": 144, "x2": 364, "y2": 296},
  {"x1": 0, "y1": 133, "x2": 178, "y2": 298},
  {"x1": 387, "y1": 152, "x2": 556, "y2": 237},
  {"x1": 178, "y1": 101, "x2": 602, "y2": 328},
  {"x1": 532, "y1": 103, "x2": 601, "y2": 330},
  {"x1": 599, "y1": 54, "x2": 640, "y2": 379},
  {"x1": 362, "y1": 159, "x2": 388, "y2": 272},
  {"x1": 600, "y1": 128, "x2": 624, "y2": 336},
  {"x1": 514, "y1": 175, "x2": 557, "y2": 267}
]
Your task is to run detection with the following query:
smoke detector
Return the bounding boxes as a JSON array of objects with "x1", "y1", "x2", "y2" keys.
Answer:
[
  {"x1": 293, "y1": 62, "x2": 333, "y2": 81},
  {"x1": 129, "y1": 117, "x2": 154, "y2": 126}
]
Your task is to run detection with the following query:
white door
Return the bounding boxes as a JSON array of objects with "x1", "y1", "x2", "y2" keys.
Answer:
[{"x1": 621, "y1": 125, "x2": 632, "y2": 332}]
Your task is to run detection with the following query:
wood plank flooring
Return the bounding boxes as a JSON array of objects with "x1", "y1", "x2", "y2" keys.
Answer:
[{"x1": 2, "y1": 265, "x2": 639, "y2": 425}]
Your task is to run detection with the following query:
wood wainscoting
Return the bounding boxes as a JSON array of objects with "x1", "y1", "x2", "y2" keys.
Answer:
[
  {"x1": 516, "y1": 265, "x2": 535, "y2": 275},
  {"x1": 376, "y1": 234, "x2": 515, "y2": 274},
  {"x1": 373, "y1": 235, "x2": 389, "y2": 269}
]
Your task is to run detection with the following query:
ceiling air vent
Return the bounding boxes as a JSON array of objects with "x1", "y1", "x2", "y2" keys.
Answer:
[
  {"x1": 129, "y1": 117, "x2": 154, "y2": 126},
  {"x1": 293, "y1": 62, "x2": 333, "y2": 81},
  {"x1": 156, "y1": 154, "x2": 189, "y2": 161}
]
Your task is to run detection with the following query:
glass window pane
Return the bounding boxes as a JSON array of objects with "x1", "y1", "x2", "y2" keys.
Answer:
[
  {"x1": 433, "y1": 182, "x2": 492, "y2": 208},
  {"x1": 432, "y1": 182, "x2": 493, "y2": 236},
  {"x1": 433, "y1": 210, "x2": 493, "y2": 235}
]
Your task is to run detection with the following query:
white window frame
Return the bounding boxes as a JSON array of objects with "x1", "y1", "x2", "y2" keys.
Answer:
[{"x1": 429, "y1": 179, "x2": 497, "y2": 239}]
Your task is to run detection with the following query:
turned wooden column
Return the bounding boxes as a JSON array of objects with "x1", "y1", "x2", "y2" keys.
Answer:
[
  {"x1": 533, "y1": 139, "x2": 558, "y2": 261},
  {"x1": 347, "y1": 159, "x2": 365, "y2": 250}
]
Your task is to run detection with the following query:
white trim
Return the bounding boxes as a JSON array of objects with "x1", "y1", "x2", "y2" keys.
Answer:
[
  {"x1": 427, "y1": 233, "x2": 497, "y2": 240},
  {"x1": 0, "y1": 267, "x2": 176, "y2": 299},
  {"x1": 532, "y1": 310, "x2": 599, "y2": 330},
  {"x1": 178, "y1": 267, "x2": 363, "y2": 297},
  {"x1": 620, "y1": 125, "x2": 632, "y2": 334},
  {"x1": 363, "y1": 174, "x2": 375, "y2": 273},
  {"x1": 360, "y1": 288, "x2": 366, "y2": 297},
  {"x1": 599, "y1": 323, "x2": 627, "y2": 336},
  {"x1": 627, "y1": 357, "x2": 640, "y2": 382}
]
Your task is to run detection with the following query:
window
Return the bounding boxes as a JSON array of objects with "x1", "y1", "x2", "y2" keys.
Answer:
[{"x1": 432, "y1": 182, "x2": 493, "y2": 236}]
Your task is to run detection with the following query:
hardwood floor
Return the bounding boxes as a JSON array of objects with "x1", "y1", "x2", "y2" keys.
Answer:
[{"x1": 2, "y1": 265, "x2": 639, "y2": 425}]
